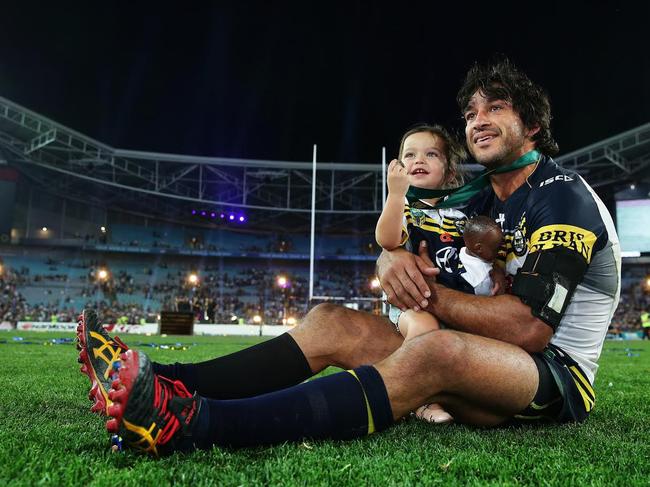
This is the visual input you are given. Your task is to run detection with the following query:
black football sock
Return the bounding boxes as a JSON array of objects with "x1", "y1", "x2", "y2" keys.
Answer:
[
  {"x1": 152, "y1": 333, "x2": 313, "y2": 399},
  {"x1": 191, "y1": 365, "x2": 394, "y2": 448}
]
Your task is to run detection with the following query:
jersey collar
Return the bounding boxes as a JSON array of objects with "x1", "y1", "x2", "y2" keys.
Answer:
[{"x1": 406, "y1": 150, "x2": 542, "y2": 209}]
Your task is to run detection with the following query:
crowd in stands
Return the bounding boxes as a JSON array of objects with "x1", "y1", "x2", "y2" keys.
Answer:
[
  {"x1": 0, "y1": 256, "x2": 380, "y2": 326},
  {"x1": 69, "y1": 228, "x2": 378, "y2": 257},
  {"x1": 608, "y1": 282, "x2": 650, "y2": 336},
  {"x1": 1, "y1": 253, "x2": 648, "y2": 335}
]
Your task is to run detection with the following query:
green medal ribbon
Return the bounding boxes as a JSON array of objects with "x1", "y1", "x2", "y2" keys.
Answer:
[{"x1": 406, "y1": 150, "x2": 541, "y2": 208}]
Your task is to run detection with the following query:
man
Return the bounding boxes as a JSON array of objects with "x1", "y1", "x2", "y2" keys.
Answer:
[
  {"x1": 77, "y1": 59, "x2": 620, "y2": 456},
  {"x1": 641, "y1": 310, "x2": 650, "y2": 339}
]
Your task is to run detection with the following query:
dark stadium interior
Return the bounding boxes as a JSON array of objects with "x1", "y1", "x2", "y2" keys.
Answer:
[{"x1": 0, "y1": 2, "x2": 648, "y2": 335}]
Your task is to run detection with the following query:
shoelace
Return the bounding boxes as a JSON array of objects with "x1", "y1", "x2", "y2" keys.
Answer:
[{"x1": 154, "y1": 375, "x2": 196, "y2": 445}]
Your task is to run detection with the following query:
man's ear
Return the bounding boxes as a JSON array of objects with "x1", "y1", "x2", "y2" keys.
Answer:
[{"x1": 527, "y1": 124, "x2": 541, "y2": 139}]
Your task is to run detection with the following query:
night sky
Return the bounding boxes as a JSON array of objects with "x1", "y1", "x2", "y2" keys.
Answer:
[{"x1": 1, "y1": 1, "x2": 648, "y2": 164}]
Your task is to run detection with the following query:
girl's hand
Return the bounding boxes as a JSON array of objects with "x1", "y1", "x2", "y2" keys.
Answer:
[{"x1": 387, "y1": 159, "x2": 410, "y2": 196}]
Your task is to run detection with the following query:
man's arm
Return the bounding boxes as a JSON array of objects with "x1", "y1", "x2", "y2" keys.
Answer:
[
  {"x1": 425, "y1": 284, "x2": 552, "y2": 353},
  {"x1": 377, "y1": 242, "x2": 552, "y2": 352}
]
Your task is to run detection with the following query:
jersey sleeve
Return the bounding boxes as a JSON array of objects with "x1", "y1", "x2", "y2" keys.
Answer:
[
  {"x1": 526, "y1": 177, "x2": 608, "y2": 264},
  {"x1": 400, "y1": 198, "x2": 411, "y2": 248},
  {"x1": 512, "y1": 177, "x2": 607, "y2": 329}
]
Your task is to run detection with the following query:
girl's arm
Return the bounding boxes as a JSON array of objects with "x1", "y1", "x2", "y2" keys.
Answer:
[{"x1": 376, "y1": 160, "x2": 410, "y2": 250}]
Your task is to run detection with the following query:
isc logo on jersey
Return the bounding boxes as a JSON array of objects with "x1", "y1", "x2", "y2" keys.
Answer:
[
  {"x1": 528, "y1": 224, "x2": 596, "y2": 262},
  {"x1": 539, "y1": 175, "x2": 573, "y2": 187}
]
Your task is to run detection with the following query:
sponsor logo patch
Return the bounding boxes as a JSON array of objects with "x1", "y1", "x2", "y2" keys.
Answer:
[
  {"x1": 512, "y1": 228, "x2": 527, "y2": 256},
  {"x1": 410, "y1": 208, "x2": 427, "y2": 228},
  {"x1": 435, "y1": 246, "x2": 458, "y2": 274},
  {"x1": 529, "y1": 224, "x2": 597, "y2": 263}
]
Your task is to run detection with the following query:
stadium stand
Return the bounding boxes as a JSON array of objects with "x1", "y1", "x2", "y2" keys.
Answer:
[{"x1": 0, "y1": 96, "x2": 648, "y2": 334}]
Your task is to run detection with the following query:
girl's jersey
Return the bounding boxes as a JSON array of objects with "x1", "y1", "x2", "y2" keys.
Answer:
[{"x1": 400, "y1": 198, "x2": 472, "y2": 294}]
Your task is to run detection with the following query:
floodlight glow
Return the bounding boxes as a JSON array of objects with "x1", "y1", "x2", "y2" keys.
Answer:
[
  {"x1": 187, "y1": 273, "x2": 199, "y2": 285},
  {"x1": 229, "y1": 214, "x2": 235, "y2": 221},
  {"x1": 41, "y1": 227, "x2": 48, "y2": 232},
  {"x1": 239, "y1": 216, "x2": 245, "y2": 222},
  {"x1": 276, "y1": 275, "x2": 288, "y2": 288},
  {"x1": 98, "y1": 269, "x2": 109, "y2": 281}
]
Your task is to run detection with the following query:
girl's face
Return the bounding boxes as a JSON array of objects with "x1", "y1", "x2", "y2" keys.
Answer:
[{"x1": 400, "y1": 132, "x2": 449, "y2": 189}]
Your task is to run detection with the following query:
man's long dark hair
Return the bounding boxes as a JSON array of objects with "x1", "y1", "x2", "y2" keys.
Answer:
[{"x1": 457, "y1": 58, "x2": 559, "y2": 156}]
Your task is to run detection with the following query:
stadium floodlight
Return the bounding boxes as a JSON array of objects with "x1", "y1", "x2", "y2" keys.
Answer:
[
  {"x1": 187, "y1": 273, "x2": 199, "y2": 285},
  {"x1": 253, "y1": 315, "x2": 262, "y2": 324},
  {"x1": 97, "y1": 269, "x2": 109, "y2": 281},
  {"x1": 276, "y1": 275, "x2": 289, "y2": 288}
]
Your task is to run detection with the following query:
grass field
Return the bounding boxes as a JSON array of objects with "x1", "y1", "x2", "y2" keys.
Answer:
[{"x1": 0, "y1": 331, "x2": 648, "y2": 486}]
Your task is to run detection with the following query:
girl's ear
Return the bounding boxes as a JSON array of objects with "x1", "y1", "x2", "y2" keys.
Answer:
[{"x1": 444, "y1": 165, "x2": 456, "y2": 189}]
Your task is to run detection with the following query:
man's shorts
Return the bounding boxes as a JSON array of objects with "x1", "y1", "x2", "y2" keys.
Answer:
[{"x1": 514, "y1": 343, "x2": 595, "y2": 424}]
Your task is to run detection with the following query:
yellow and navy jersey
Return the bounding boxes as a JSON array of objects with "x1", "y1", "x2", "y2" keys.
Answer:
[
  {"x1": 401, "y1": 198, "x2": 472, "y2": 294},
  {"x1": 465, "y1": 155, "x2": 621, "y2": 383}
]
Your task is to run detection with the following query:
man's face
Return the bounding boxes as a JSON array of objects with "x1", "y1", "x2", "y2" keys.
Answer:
[{"x1": 463, "y1": 90, "x2": 533, "y2": 168}]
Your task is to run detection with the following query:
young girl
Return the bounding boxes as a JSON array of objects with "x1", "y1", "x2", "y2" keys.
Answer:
[
  {"x1": 376, "y1": 124, "x2": 481, "y2": 424},
  {"x1": 376, "y1": 124, "x2": 467, "y2": 342}
]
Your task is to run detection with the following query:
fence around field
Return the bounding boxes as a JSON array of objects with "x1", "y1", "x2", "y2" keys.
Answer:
[
  {"x1": 8, "y1": 321, "x2": 646, "y2": 340},
  {"x1": 12, "y1": 321, "x2": 293, "y2": 336}
]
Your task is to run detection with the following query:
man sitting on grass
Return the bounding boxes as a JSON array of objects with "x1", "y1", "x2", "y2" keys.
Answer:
[{"x1": 77, "y1": 58, "x2": 621, "y2": 456}]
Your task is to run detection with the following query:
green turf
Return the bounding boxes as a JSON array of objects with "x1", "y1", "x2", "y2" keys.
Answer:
[{"x1": 0, "y1": 331, "x2": 648, "y2": 486}]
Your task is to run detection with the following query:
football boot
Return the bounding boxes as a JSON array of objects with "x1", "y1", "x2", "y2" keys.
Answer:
[
  {"x1": 76, "y1": 309, "x2": 129, "y2": 415},
  {"x1": 106, "y1": 349, "x2": 200, "y2": 457}
]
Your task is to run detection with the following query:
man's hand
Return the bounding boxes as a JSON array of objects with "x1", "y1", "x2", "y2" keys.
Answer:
[{"x1": 377, "y1": 241, "x2": 439, "y2": 311}]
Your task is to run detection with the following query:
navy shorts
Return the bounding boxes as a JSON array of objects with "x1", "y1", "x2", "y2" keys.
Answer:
[{"x1": 513, "y1": 344, "x2": 595, "y2": 423}]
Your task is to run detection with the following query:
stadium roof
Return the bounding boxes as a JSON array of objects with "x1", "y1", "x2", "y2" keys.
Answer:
[{"x1": 1, "y1": 95, "x2": 649, "y2": 232}]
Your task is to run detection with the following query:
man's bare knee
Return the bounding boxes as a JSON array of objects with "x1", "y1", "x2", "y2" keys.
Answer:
[
  {"x1": 399, "y1": 330, "x2": 467, "y2": 379},
  {"x1": 291, "y1": 303, "x2": 401, "y2": 370}
]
